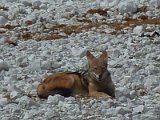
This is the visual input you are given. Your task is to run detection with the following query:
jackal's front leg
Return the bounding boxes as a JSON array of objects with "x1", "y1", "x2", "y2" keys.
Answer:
[{"x1": 88, "y1": 82, "x2": 111, "y2": 98}]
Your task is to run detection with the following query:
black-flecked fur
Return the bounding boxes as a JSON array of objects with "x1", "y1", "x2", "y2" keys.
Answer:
[{"x1": 38, "y1": 88, "x2": 73, "y2": 99}]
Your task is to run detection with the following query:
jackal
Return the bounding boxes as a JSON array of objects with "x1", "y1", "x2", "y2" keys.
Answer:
[{"x1": 37, "y1": 51, "x2": 115, "y2": 99}]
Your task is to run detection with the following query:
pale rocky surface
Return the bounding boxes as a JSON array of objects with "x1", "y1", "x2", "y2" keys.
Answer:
[{"x1": 0, "y1": 0, "x2": 160, "y2": 120}]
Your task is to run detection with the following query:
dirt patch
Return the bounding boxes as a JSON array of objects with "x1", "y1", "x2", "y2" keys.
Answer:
[
  {"x1": 53, "y1": 17, "x2": 160, "y2": 35},
  {"x1": 19, "y1": 17, "x2": 160, "y2": 40},
  {"x1": 1, "y1": 8, "x2": 160, "y2": 40}
]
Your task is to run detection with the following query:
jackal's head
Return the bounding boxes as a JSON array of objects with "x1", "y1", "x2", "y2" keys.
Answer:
[{"x1": 86, "y1": 51, "x2": 111, "y2": 82}]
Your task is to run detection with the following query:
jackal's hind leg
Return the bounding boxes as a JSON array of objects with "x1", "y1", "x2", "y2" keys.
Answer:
[
  {"x1": 37, "y1": 85, "x2": 73, "y2": 99},
  {"x1": 37, "y1": 74, "x2": 75, "y2": 99},
  {"x1": 50, "y1": 88, "x2": 73, "y2": 97}
]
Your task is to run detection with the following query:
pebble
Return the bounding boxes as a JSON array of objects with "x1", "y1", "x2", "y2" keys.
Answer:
[
  {"x1": 10, "y1": 91, "x2": 19, "y2": 98},
  {"x1": 118, "y1": 1, "x2": 137, "y2": 14},
  {"x1": 27, "y1": 60, "x2": 41, "y2": 72},
  {"x1": 144, "y1": 75, "x2": 159, "y2": 88},
  {"x1": 133, "y1": 105, "x2": 145, "y2": 114},
  {"x1": 153, "y1": 86, "x2": 160, "y2": 93},
  {"x1": 133, "y1": 26, "x2": 143, "y2": 35},
  {"x1": 40, "y1": 4, "x2": 48, "y2": 10},
  {"x1": 22, "y1": 1, "x2": 32, "y2": 7},
  {"x1": 0, "y1": 98, "x2": 8, "y2": 106},
  {"x1": 129, "y1": 90, "x2": 137, "y2": 99},
  {"x1": 32, "y1": 1, "x2": 42, "y2": 9},
  {"x1": 0, "y1": 59, "x2": 10, "y2": 71},
  {"x1": 41, "y1": 60, "x2": 53, "y2": 70},
  {"x1": 115, "y1": 107, "x2": 129, "y2": 115},
  {"x1": 112, "y1": 49, "x2": 121, "y2": 58},
  {"x1": 47, "y1": 95, "x2": 64, "y2": 104},
  {"x1": 0, "y1": 16, "x2": 8, "y2": 25},
  {"x1": 71, "y1": 47, "x2": 87, "y2": 57}
]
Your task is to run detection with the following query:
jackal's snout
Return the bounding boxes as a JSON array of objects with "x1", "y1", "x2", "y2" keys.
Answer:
[
  {"x1": 91, "y1": 72, "x2": 103, "y2": 81},
  {"x1": 99, "y1": 74, "x2": 103, "y2": 80}
]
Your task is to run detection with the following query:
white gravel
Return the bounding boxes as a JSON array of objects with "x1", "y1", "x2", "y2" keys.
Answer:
[{"x1": 0, "y1": 0, "x2": 160, "y2": 119}]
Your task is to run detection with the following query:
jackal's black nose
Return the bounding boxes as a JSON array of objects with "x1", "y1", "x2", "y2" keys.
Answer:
[{"x1": 99, "y1": 74, "x2": 102, "y2": 80}]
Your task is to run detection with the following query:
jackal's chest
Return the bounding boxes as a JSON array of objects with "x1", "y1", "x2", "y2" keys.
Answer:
[
  {"x1": 96, "y1": 83, "x2": 108, "y2": 91},
  {"x1": 98, "y1": 83, "x2": 115, "y2": 98}
]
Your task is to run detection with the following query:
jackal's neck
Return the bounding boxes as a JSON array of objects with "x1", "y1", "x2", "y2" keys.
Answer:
[{"x1": 80, "y1": 70, "x2": 89, "y2": 88}]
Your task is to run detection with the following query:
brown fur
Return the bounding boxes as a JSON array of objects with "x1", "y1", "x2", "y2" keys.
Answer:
[{"x1": 37, "y1": 51, "x2": 115, "y2": 99}]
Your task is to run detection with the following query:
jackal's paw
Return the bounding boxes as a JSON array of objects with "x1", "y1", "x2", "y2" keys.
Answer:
[
  {"x1": 103, "y1": 95, "x2": 111, "y2": 99},
  {"x1": 89, "y1": 91, "x2": 111, "y2": 98}
]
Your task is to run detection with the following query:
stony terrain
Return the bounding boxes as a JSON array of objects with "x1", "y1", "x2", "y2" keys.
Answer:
[{"x1": 0, "y1": 0, "x2": 160, "y2": 119}]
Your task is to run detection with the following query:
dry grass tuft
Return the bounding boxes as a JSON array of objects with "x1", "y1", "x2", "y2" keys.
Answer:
[
  {"x1": 136, "y1": 5, "x2": 147, "y2": 13},
  {"x1": 1, "y1": 24, "x2": 20, "y2": 30},
  {"x1": 20, "y1": 31, "x2": 33, "y2": 40}
]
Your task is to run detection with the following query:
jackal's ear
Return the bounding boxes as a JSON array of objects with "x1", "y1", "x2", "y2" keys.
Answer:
[
  {"x1": 86, "y1": 51, "x2": 95, "y2": 63},
  {"x1": 100, "y1": 51, "x2": 108, "y2": 61}
]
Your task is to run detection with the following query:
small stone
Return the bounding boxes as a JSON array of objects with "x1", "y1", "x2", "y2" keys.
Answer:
[
  {"x1": 133, "y1": 26, "x2": 143, "y2": 35},
  {"x1": 10, "y1": 91, "x2": 19, "y2": 98},
  {"x1": 45, "y1": 108, "x2": 58, "y2": 118},
  {"x1": 23, "y1": 112, "x2": 33, "y2": 119},
  {"x1": 0, "y1": 37, "x2": 5, "y2": 45},
  {"x1": 71, "y1": 47, "x2": 87, "y2": 57},
  {"x1": 32, "y1": 1, "x2": 42, "y2": 9},
  {"x1": 118, "y1": 96, "x2": 127, "y2": 102},
  {"x1": 150, "y1": 0, "x2": 160, "y2": 8},
  {"x1": 66, "y1": 0, "x2": 73, "y2": 6},
  {"x1": 0, "y1": 59, "x2": 9, "y2": 71},
  {"x1": 140, "y1": 112, "x2": 159, "y2": 120},
  {"x1": 24, "y1": 17, "x2": 36, "y2": 26},
  {"x1": 130, "y1": 90, "x2": 137, "y2": 99},
  {"x1": 22, "y1": 1, "x2": 32, "y2": 7},
  {"x1": 41, "y1": 60, "x2": 53, "y2": 70},
  {"x1": 107, "y1": 108, "x2": 116, "y2": 115},
  {"x1": 133, "y1": 105, "x2": 145, "y2": 114},
  {"x1": 0, "y1": 98, "x2": 8, "y2": 106},
  {"x1": 27, "y1": 99, "x2": 39, "y2": 107},
  {"x1": 144, "y1": 76, "x2": 159, "y2": 89},
  {"x1": 47, "y1": 95, "x2": 64, "y2": 104},
  {"x1": 0, "y1": 16, "x2": 8, "y2": 25},
  {"x1": 115, "y1": 107, "x2": 128, "y2": 115},
  {"x1": 16, "y1": 57, "x2": 28, "y2": 67},
  {"x1": 65, "y1": 96, "x2": 76, "y2": 103},
  {"x1": 145, "y1": 65, "x2": 159, "y2": 75},
  {"x1": 27, "y1": 60, "x2": 41, "y2": 72},
  {"x1": 116, "y1": 87, "x2": 130, "y2": 97},
  {"x1": 113, "y1": 49, "x2": 121, "y2": 58},
  {"x1": 17, "y1": 95, "x2": 39, "y2": 109},
  {"x1": 118, "y1": 1, "x2": 137, "y2": 14},
  {"x1": 153, "y1": 86, "x2": 160, "y2": 93},
  {"x1": 40, "y1": 4, "x2": 48, "y2": 10},
  {"x1": 0, "y1": 28, "x2": 7, "y2": 33}
]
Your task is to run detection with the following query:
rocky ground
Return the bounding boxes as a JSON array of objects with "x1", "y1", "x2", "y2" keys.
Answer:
[{"x1": 0, "y1": 0, "x2": 160, "y2": 120}]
